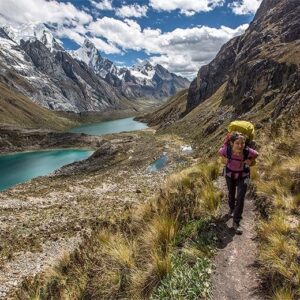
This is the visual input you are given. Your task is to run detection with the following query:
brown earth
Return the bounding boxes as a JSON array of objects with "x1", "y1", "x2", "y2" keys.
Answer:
[
  {"x1": 0, "y1": 129, "x2": 195, "y2": 299},
  {"x1": 212, "y1": 177, "x2": 263, "y2": 300}
]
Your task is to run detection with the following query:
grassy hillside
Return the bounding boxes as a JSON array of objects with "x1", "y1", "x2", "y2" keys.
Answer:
[
  {"x1": 15, "y1": 161, "x2": 222, "y2": 299},
  {"x1": 136, "y1": 89, "x2": 188, "y2": 128},
  {"x1": 0, "y1": 81, "x2": 76, "y2": 130},
  {"x1": 252, "y1": 126, "x2": 300, "y2": 299},
  {"x1": 158, "y1": 79, "x2": 299, "y2": 159}
]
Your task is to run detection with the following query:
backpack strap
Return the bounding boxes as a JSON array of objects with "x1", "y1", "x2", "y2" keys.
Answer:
[
  {"x1": 243, "y1": 147, "x2": 250, "y2": 161},
  {"x1": 226, "y1": 145, "x2": 232, "y2": 160},
  {"x1": 227, "y1": 145, "x2": 249, "y2": 162}
]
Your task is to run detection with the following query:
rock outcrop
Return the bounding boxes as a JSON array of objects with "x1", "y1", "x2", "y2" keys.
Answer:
[
  {"x1": 186, "y1": 0, "x2": 300, "y2": 120},
  {"x1": 0, "y1": 125, "x2": 101, "y2": 153},
  {"x1": 186, "y1": 36, "x2": 241, "y2": 113}
]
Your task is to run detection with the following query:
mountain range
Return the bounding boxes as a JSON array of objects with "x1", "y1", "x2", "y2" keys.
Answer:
[
  {"x1": 70, "y1": 38, "x2": 189, "y2": 100},
  {"x1": 0, "y1": 23, "x2": 189, "y2": 115}
]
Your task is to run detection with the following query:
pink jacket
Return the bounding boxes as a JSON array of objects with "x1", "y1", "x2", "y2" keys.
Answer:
[{"x1": 219, "y1": 145, "x2": 258, "y2": 178}]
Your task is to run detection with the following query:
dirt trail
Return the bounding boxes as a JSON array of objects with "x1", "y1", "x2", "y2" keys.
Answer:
[{"x1": 212, "y1": 177, "x2": 262, "y2": 300}]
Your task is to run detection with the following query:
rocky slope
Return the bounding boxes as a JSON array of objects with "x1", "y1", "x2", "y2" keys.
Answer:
[
  {"x1": 0, "y1": 26, "x2": 136, "y2": 114},
  {"x1": 70, "y1": 39, "x2": 190, "y2": 101},
  {"x1": 186, "y1": 0, "x2": 299, "y2": 118},
  {"x1": 144, "y1": 0, "x2": 299, "y2": 131},
  {"x1": 0, "y1": 80, "x2": 76, "y2": 130}
]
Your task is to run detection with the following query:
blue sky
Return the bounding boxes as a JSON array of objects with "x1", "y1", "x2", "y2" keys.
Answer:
[{"x1": 0, "y1": 0, "x2": 262, "y2": 78}]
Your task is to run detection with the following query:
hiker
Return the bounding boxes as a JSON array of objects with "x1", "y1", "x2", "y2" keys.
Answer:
[{"x1": 219, "y1": 132, "x2": 258, "y2": 233}]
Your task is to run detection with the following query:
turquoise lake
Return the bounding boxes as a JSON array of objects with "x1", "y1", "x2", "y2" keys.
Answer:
[
  {"x1": 0, "y1": 117, "x2": 148, "y2": 191},
  {"x1": 0, "y1": 150, "x2": 93, "y2": 191},
  {"x1": 68, "y1": 117, "x2": 148, "y2": 135}
]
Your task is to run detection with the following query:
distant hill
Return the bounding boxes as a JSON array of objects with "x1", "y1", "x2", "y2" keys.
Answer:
[{"x1": 0, "y1": 80, "x2": 75, "y2": 130}]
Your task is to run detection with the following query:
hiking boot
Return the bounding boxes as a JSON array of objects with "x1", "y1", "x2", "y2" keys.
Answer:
[{"x1": 232, "y1": 221, "x2": 243, "y2": 234}]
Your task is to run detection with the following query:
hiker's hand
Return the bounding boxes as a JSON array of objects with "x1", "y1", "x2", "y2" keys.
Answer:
[{"x1": 245, "y1": 159, "x2": 252, "y2": 165}]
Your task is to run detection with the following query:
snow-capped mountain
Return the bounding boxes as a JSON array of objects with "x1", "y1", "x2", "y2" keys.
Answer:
[
  {"x1": 0, "y1": 23, "x2": 189, "y2": 114},
  {"x1": 70, "y1": 39, "x2": 119, "y2": 79},
  {"x1": 69, "y1": 39, "x2": 190, "y2": 101},
  {"x1": 0, "y1": 26, "x2": 127, "y2": 112},
  {"x1": 3, "y1": 23, "x2": 63, "y2": 52},
  {"x1": 130, "y1": 60, "x2": 155, "y2": 82}
]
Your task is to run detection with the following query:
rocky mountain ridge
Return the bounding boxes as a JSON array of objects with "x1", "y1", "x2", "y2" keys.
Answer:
[
  {"x1": 0, "y1": 27, "x2": 130, "y2": 113},
  {"x1": 70, "y1": 39, "x2": 190, "y2": 100},
  {"x1": 186, "y1": 0, "x2": 299, "y2": 119},
  {"x1": 142, "y1": 0, "x2": 299, "y2": 130},
  {"x1": 0, "y1": 23, "x2": 189, "y2": 116}
]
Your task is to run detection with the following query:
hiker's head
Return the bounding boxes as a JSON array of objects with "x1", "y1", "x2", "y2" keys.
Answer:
[{"x1": 230, "y1": 132, "x2": 246, "y2": 153}]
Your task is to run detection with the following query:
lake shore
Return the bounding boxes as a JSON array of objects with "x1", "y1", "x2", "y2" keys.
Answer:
[
  {"x1": 0, "y1": 129, "x2": 193, "y2": 298},
  {"x1": 0, "y1": 117, "x2": 149, "y2": 154}
]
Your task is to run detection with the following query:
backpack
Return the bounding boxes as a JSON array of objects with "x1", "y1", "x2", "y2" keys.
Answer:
[
  {"x1": 228, "y1": 120, "x2": 255, "y2": 141},
  {"x1": 224, "y1": 120, "x2": 256, "y2": 166}
]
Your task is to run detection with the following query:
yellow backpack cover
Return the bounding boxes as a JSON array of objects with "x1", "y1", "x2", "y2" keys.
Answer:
[{"x1": 227, "y1": 120, "x2": 255, "y2": 140}]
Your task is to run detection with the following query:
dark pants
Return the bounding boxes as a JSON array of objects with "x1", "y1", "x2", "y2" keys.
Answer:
[{"x1": 225, "y1": 176, "x2": 249, "y2": 224}]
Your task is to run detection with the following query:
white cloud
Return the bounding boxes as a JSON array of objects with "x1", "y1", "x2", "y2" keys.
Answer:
[
  {"x1": 89, "y1": 0, "x2": 114, "y2": 11},
  {"x1": 0, "y1": 0, "x2": 250, "y2": 78},
  {"x1": 116, "y1": 4, "x2": 148, "y2": 18},
  {"x1": 229, "y1": 0, "x2": 262, "y2": 15},
  {"x1": 181, "y1": 10, "x2": 196, "y2": 16},
  {"x1": 149, "y1": 24, "x2": 248, "y2": 78},
  {"x1": 0, "y1": 0, "x2": 92, "y2": 26},
  {"x1": 89, "y1": 37, "x2": 121, "y2": 54},
  {"x1": 87, "y1": 17, "x2": 248, "y2": 77},
  {"x1": 55, "y1": 25, "x2": 121, "y2": 54},
  {"x1": 149, "y1": 0, "x2": 224, "y2": 15},
  {"x1": 55, "y1": 26, "x2": 86, "y2": 45}
]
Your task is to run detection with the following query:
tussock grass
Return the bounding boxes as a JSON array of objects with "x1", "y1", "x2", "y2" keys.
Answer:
[
  {"x1": 256, "y1": 180, "x2": 288, "y2": 198},
  {"x1": 272, "y1": 286, "x2": 295, "y2": 300},
  {"x1": 132, "y1": 252, "x2": 172, "y2": 299},
  {"x1": 258, "y1": 212, "x2": 289, "y2": 241},
  {"x1": 16, "y1": 161, "x2": 222, "y2": 299},
  {"x1": 101, "y1": 233, "x2": 136, "y2": 270},
  {"x1": 144, "y1": 215, "x2": 178, "y2": 256},
  {"x1": 253, "y1": 126, "x2": 300, "y2": 299},
  {"x1": 273, "y1": 194, "x2": 300, "y2": 213},
  {"x1": 199, "y1": 182, "x2": 222, "y2": 218},
  {"x1": 150, "y1": 255, "x2": 212, "y2": 300}
]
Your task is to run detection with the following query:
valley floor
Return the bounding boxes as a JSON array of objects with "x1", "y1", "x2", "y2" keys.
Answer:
[{"x1": 0, "y1": 129, "x2": 193, "y2": 299}]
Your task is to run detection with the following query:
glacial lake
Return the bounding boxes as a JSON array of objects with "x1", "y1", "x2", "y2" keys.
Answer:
[
  {"x1": 0, "y1": 150, "x2": 93, "y2": 191},
  {"x1": 0, "y1": 117, "x2": 148, "y2": 191},
  {"x1": 68, "y1": 117, "x2": 148, "y2": 135}
]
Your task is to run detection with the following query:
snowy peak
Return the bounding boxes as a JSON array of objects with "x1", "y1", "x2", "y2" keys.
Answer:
[
  {"x1": 130, "y1": 60, "x2": 155, "y2": 81},
  {"x1": 2, "y1": 23, "x2": 61, "y2": 52},
  {"x1": 39, "y1": 30, "x2": 61, "y2": 52},
  {"x1": 70, "y1": 39, "x2": 119, "y2": 79},
  {"x1": 70, "y1": 38, "x2": 99, "y2": 67},
  {"x1": 132, "y1": 60, "x2": 153, "y2": 72},
  {"x1": 83, "y1": 38, "x2": 96, "y2": 51}
]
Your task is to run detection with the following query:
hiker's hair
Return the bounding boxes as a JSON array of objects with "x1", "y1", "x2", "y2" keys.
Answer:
[{"x1": 230, "y1": 132, "x2": 246, "y2": 143}]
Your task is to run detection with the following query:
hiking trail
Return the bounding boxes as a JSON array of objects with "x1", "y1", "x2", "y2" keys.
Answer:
[{"x1": 212, "y1": 177, "x2": 262, "y2": 300}]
